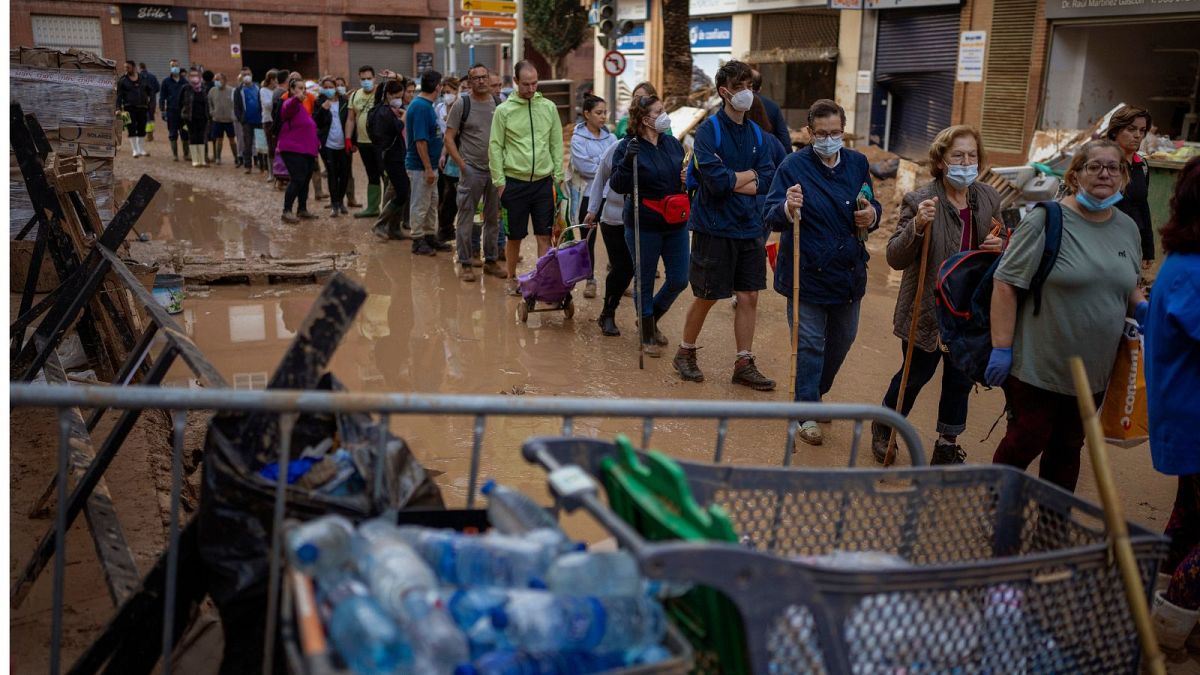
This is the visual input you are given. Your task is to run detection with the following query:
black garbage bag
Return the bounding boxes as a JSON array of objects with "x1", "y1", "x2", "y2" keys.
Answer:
[{"x1": 196, "y1": 372, "x2": 443, "y2": 674}]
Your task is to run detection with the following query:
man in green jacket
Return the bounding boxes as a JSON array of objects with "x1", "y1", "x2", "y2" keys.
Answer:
[{"x1": 488, "y1": 61, "x2": 564, "y2": 294}]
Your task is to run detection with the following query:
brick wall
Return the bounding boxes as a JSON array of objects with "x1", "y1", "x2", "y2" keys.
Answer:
[{"x1": 11, "y1": 2, "x2": 127, "y2": 61}]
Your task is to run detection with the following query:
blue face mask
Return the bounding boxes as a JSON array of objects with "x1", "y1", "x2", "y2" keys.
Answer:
[
  {"x1": 214, "y1": 81, "x2": 224, "y2": 89},
  {"x1": 812, "y1": 135, "x2": 843, "y2": 159},
  {"x1": 946, "y1": 164, "x2": 978, "y2": 189},
  {"x1": 336, "y1": 86, "x2": 347, "y2": 95},
  {"x1": 1075, "y1": 189, "x2": 1124, "y2": 211},
  {"x1": 320, "y1": 88, "x2": 335, "y2": 98},
  {"x1": 170, "y1": 66, "x2": 180, "y2": 75},
  {"x1": 361, "y1": 79, "x2": 374, "y2": 92}
]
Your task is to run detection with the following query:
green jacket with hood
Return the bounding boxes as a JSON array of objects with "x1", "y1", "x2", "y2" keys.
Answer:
[{"x1": 488, "y1": 91, "x2": 563, "y2": 187}]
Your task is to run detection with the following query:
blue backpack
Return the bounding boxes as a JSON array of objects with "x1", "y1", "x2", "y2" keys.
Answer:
[
  {"x1": 934, "y1": 201, "x2": 1063, "y2": 385},
  {"x1": 685, "y1": 116, "x2": 762, "y2": 195}
]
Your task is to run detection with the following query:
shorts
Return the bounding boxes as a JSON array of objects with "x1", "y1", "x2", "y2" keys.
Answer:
[
  {"x1": 500, "y1": 176, "x2": 554, "y2": 240},
  {"x1": 210, "y1": 121, "x2": 236, "y2": 139},
  {"x1": 689, "y1": 231, "x2": 767, "y2": 300}
]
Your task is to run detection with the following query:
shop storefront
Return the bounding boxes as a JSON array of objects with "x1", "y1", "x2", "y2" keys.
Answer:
[
  {"x1": 742, "y1": 4, "x2": 840, "y2": 129},
  {"x1": 240, "y1": 24, "x2": 319, "y2": 84},
  {"x1": 344, "y1": 21, "x2": 419, "y2": 79},
  {"x1": 120, "y1": 5, "x2": 189, "y2": 74},
  {"x1": 689, "y1": 17, "x2": 733, "y2": 83}
]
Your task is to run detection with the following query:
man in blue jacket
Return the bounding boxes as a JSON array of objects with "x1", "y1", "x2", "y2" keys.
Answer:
[
  {"x1": 159, "y1": 58, "x2": 189, "y2": 161},
  {"x1": 764, "y1": 99, "x2": 881, "y2": 445},
  {"x1": 673, "y1": 60, "x2": 777, "y2": 391}
]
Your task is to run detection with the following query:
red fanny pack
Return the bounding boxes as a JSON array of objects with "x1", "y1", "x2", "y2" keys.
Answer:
[{"x1": 642, "y1": 194, "x2": 691, "y2": 225}]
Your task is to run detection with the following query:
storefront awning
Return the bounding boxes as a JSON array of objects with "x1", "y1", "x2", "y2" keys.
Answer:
[{"x1": 743, "y1": 47, "x2": 839, "y2": 64}]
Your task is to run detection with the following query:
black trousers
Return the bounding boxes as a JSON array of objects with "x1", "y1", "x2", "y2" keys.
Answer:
[
  {"x1": 600, "y1": 223, "x2": 634, "y2": 300},
  {"x1": 358, "y1": 144, "x2": 382, "y2": 185},
  {"x1": 320, "y1": 146, "x2": 351, "y2": 207},
  {"x1": 383, "y1": 155, "x2": 411, "y2": 215},
  {"x1": 127, "y1": 107, "x2": 148, "y2": 137},
  {"x1": 437, "y1": 172, "x2": 459, "y2": 242},
  {"x1": 281, "y1": 151, "x2": 315, "y2": 213}
]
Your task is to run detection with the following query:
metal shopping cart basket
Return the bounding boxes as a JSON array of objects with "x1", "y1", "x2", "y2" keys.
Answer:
[{"x1": 522, "y1": 436, "x2": 1169, "y2": 674}]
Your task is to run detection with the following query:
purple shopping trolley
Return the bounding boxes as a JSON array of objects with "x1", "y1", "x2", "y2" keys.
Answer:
[{"x1": 515, "y1": 225, "x2": 592, "y2": 324}]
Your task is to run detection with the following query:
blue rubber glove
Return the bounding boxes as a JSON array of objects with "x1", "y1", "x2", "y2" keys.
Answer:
[
  {"x1": 1135, "y1": 300, "x2": 1149, "y2": 335},
  {"x1": 985, "y1": 347, "x2": 1013, "y2": 387}
]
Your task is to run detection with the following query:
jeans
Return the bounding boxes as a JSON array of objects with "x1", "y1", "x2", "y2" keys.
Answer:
[
  {"x1": 407, "y1": 170, "x2": 439, "y2": 239},
  {"x1": 455, "y1": 164, "x2": 500, "y2": 264},
  {"x1": 992, "y1": 376, "x2": 1103, "y2": 493},
  {"x1": 786, "y1": 298, "x2": 861, "y2": 403},
  {"x1": 624, "y1": 226, "x2": 689, "y2": 318},
  {"x1": 240, "y1": 122, "x2": 260, "y2": 167},
  {"x1": 320, "y1": 146, "x2": 351, "y2": 207},
  {"x1": 882, "y1": 342, "x2": 973, "y2": 436},
  {"x1": 281, "y1": 151, "x2": 315, "y2": 213}
]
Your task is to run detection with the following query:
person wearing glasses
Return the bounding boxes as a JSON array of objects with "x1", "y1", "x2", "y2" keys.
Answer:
[
  {"x1": 870, "y1": 125, "x2": 1003, "y2": 465},
  {"x1": 763, "y1": 98, "x2": 881, "y2": 446},
  {"x1": 987, "y1": 139, "x2": 1145, "y2": 493}
]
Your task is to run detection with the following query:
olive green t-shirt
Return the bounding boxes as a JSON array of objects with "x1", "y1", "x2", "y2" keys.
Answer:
[
  {"x1": 995, "y1": 204, "x2": 1141, "y2": 395},
  {"x1": 349, "y1": 88, "x2": 374, "y2": 145}
]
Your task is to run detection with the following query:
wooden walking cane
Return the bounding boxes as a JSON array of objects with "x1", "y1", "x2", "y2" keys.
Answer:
[
  {"x1": 884, "y1": 220, "x2": 934, "y2": 467},
  {"x1": 788, "y1": 207, "x2": 801, "y2": 398},
  {"x1": 1070, "y1": 356, "x2": 1166, "y2": 675}
]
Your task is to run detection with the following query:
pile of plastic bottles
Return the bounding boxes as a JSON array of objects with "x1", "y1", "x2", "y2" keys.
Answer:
[{"x1": 286, "y1": 480, "x2": 674, "y2": 674}]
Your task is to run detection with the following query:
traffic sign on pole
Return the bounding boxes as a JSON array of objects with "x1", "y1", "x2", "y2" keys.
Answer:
[
  {"x1": 603, "y1": 50, "x2": 626, "y2": 77},
  {"x1": 461, "y1": 0, "x2": 518, "y2": 13},
  {"x1": 461, "y1": 15, "x2": 518, "y2": 30}
]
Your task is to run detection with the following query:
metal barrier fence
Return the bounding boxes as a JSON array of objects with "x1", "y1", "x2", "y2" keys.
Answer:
[{"x1": 10, "y1": 382, "x2": 925, "y2": 675}]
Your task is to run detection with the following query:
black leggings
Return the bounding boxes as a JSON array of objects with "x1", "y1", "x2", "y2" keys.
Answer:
[
  {"x1": 281, "y1": 151, "x2": 315, "y2": 213},
  {"x1": 127, "y1": 107, "x2": 148, "y2": 137},
  {"x1": 383, "y1": 156, "x2": 411, "y2": 213},
  {"x1": 600, "y1": 223, "x2": 633, "y2": 301},
  {"x1": 359, "y1": 144, "x2": 382, "y2": 185},
  {"x1": 320, "y1": 146, "x2": 351, "y2": 207}
]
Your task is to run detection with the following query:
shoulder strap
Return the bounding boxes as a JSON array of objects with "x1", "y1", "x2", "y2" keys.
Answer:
[
  {"x1": 1030, "y1": 200, "x2": 1064, "y2": 316},
  {"x1": 710, "y1": 115, "x2": 721, "y2": 150},
  {"x1": 749, "y1": 120, "x2": 762, "y2": 146},
  {"x1": 458, "y1": 93, "x2": 471, "y2": 128}
]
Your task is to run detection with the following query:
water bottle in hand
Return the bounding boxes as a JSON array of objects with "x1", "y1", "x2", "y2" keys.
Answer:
[
  {"x1": 286, "y1": 515, "x2": 355, "y2": 577},
  {"x1": 492, "y1": 591, "x2": 666, "y2": 653}
]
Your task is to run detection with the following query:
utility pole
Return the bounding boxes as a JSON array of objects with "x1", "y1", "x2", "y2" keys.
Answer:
[
  {"x1": 513, "y1": 0, "x2": 524, "y2": 66},
  {"x1": 448, "y1": 0, "x2": 458, "y2": 75},
  {"x1": 608, "y1": 35, "x2": 617, "y2": 125}
]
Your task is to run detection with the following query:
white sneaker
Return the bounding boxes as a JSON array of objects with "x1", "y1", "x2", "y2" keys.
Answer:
[{"x1": 796, "y1": 421, "x2": 823, "y2": 446}]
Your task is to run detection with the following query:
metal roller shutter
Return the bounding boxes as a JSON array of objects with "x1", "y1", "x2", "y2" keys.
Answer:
[
  {"x1": 747, "y1": 10, "x2": 839, "y2": 63},
  {"x1": 32, "y1": 15, "x2": 103, "y2": 56},
  {"x1": 980, "y1": 0, "x2": 1038, "y2": 153},
  {"x1": 348, "y1": 42, "x2": 415, "y2": 79},
  {"x1": 875, "y1": 8, "x2": 958, "y2": 159},
  {"x1": 121, "y1": 22, "x2": 188, "y2": 74}
]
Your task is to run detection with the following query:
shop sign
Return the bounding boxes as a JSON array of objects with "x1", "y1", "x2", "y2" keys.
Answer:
[
  {"x1": 856, "y1": 70, "x2": 872, "y2": 94},
  {"x1": 120, "y1": 4, "x2": 185, "y2": 22},
  {"x1": 1045, "y1": 0, "x2": 1200, "y2": 18},
  {"x1": 738, "y1": 0, "x2": 833, "y2": 10},
  {"x1": 864, "y1": 0, "x2": 960, "y2": 7},
  {"x1": 341, "y1": 22, "x2": 420, "y2": 43},
  {"x1": 956, "y1": 30, "x2": 986, "y2": 82},
  {"x1": 617, "y1": 0, "x2": 648, "y2": 21},
  {"x1": 616, "y1": 24, "x2": 645, "y2": 51},
  {"x1": 690, "y1": 0, "x2": 738, "y2": 15},
  {"x1": 689, "y1": 18, "x2": 733, "y2": 50}
]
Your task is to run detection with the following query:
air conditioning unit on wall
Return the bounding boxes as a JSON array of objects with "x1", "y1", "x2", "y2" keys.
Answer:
[{"x1": 208, "y1": 11, "x2": 231, "y2": 29}]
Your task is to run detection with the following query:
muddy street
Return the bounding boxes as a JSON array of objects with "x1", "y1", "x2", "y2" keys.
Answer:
[{"x1": 110, "y1": 132, "x2": 1176, "y2": 525}]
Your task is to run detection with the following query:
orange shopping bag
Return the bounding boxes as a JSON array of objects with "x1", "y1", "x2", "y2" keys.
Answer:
[{"x1": 1099, "y1": 318, "x2": 1149, "y2": 447}]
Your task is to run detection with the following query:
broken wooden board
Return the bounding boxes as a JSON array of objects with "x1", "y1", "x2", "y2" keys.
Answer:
[{"x1": 179, "y1": 255, "x2": 357, "y2": 285}]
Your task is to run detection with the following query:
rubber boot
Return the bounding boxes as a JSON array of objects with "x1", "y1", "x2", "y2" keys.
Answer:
[
  {"x1": 597, "y1": 295, "x2": 621, "y2": 337},
  {"x1": 346, "y1": 175, "x2": 361, "y2": 208},
  {"x1": 1153, "y1": 590, "x2": 1200, "y2": 652},
  {"x1": 214, "y1": 138, "x2": 222, "y2": 165},
  {"x1": 170, "y1": 138, "x2": 179, "y2": 161},
  {"x1": 651, "y1": 308, "x2": 669, "y2": 346},
  {"x1": 356, "y1": 184, "x2": 381, "y2": 218},
  {"x1": 640, "y1": 316, "x2": 662, "y2": 358}
]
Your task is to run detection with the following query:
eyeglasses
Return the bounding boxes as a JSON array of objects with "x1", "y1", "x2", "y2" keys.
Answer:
[
  {"x1": 1083, "y1": 162, "x2": 1121, "y2": 176},
  {"x1": 811, "y1": 131, "x2": 843, "y2": 141},
  {"x1": 469, "y1": 74, "x2": 488, "y2": 81}
]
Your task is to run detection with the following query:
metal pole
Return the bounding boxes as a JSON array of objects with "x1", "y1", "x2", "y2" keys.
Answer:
[
  {"x1": 449, "y1": 0, "x2": 458, "y2": 75},
  {"x1": 607, "y1": 35, "x2": 618, "y2": 125},
  {"x1": 514, "y1": 0, "x2": 524, "y2": 65}
]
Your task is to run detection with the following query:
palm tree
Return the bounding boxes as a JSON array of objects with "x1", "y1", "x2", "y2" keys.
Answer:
[{"x1": 661, "y1": 0, "x2": 692, "y2": 109}]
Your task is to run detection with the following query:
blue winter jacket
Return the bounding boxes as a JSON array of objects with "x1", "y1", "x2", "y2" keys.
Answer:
[
  {"x1": 689, "y1": 108, "x2": 775, "y2": 240},
  {"x1": 763, "y1": 146, "x2": 881, "y2": 304},
  {"x1": 1145, "y1": 252, "x2": 1200, "y2": 476},
  {"x1": 159, "y1": 74, "x2": 188, "y2": 114},
  {"x1": 610, "y1": 134, "x2": 687, "y2": 232}
]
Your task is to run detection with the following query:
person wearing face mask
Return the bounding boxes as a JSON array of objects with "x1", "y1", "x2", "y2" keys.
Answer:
[
  {"x1": 763, "y1": 98, "x2": 881, "y2": 445},
  {"x1": 987, "y1": 139, "x2": 1145, "y2": 493},
  {"x1": 333, "y1": 76, "x2": 362, "y2": 209},
  {"x1": 435, "y1": 76, "x2": 464, "y2": 246},
  {"x1": 568, "y1": 95, "x2": 616, "y2": 298},
  {"x1": 346, "y1": 65, "x2": 383, "y2": 219},
  {"x1": 233, "y1": 69, "x2": 262, "y2": 174},
  {"x1": 276, "y1": 77, "x2": 321, "y2": 222},
  {"x1": 871, "y1": 125, "x2": 1002, "y2": 465},
  {"x1": 1105, "y1": 105, "x2": 1155, "y2": 274},
  {"x1": 608, "y1": 95, "x2": 689, "y2": 358},
  {"x1": 368, "y1": 79, "x2": 413, "y2": 241},
  {"x1": 314, "y1": 76, "x2": 353, "y2": 217},
  {"x1": 206, "y1": 73, "x2": 238, "y2": 165},
  {"x1": 179, "y1": 69, "x2": 211, "y2": 167},
  {"x1": 674, "y1": 60, "x2": 777, "y2": 390},
  {"x1": 258, "y1": 71, "x2": 277, "y2": 173},
  {"x1": 116, "y1": 60, "x2": 154, "y2": 158},
  {"x1": 160, "y1": 59, "x2": 190, "y2": 161}
]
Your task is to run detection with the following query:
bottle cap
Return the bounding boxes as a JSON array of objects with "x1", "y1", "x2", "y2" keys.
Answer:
[
  {"x1": 296, "y1": 543, "x2": 318, "y2": 563},
  {"x1": 490, "y1": 607, "x2": 509, "y2": 630},
  {"x1": 453, "y1": 665, "x2": 477, "y2": 675},
  {"x1": 528, "y1": 577, "x2": 546, "y2": 590},
  {"x1": 481, "y1": 479, "x2": 497, "y2": 495}
]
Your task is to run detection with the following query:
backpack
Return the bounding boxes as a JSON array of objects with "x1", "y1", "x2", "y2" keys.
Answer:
[
  {"x1": 457, "y1": 93, "x2": 502, "y2": 129},
  {"x1": 269, "y1": 95, "x2": 285, "y2": 137},
  {"x1": 934, "y1": 201, "x2": 1064, "y2": 384},
  {"x1": 685, "y1": 116, "x2": 762, "y2": 196}
]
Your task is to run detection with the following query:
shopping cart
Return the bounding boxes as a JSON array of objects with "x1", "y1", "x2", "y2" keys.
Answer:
[
  {"x1": 522, "y1": 436, "x2": 1169, "y2": 674},
  {"x1": 516, "y1": 225, "x2": 592, "y2": 323}
]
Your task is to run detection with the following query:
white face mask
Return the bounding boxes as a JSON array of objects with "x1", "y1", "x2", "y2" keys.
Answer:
[
  {"x1": 389, "y1": 97, "x2": 405, "y2": 109},
  {"x1": 243, "y1": 75, "x2": 252, "y2": 84},
  {"x1": 653, "y1": 112, "x2": 671, "y2": 133},
  {"x1": 442, "y1": 93, "x2": 456, "y2": 105},
  {"x1": 725, "y1": 88, "x2": 754, "y2": 112}
]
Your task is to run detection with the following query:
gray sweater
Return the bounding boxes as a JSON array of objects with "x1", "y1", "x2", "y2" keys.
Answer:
[
  {"x1": 207, "y1": 85, "x2": 235, "y2": 123},
  {"x1": 585, "y1": 141, "x2": 625, "y2": 226}
]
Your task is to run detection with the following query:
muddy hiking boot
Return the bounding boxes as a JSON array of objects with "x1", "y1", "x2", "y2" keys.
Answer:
[
  {"x1": 412, "y1": 239, "x2": 436, "y2": 256},
  {"x1": 673, "y1": 346, "x2": 704, "y2": 382},
  {"x1": 460, "y1": 265, "x2": 476, "y2": 282},
  {"x1": 280, "y1": 210, "x2": 299, "y2": 224},
  {"x1": 930, "y1": 438, "x2": 967, "y2": 466},
  {"x1": 732, "y1": 355, "x2": 775, "y2": 391},
  {"x1": 639, "y1": 317, "x2": 662, "y2": 358},
  {"x1": 426, "y1": 235, "x2": 452, "y2": 252},
  {"x1": 483, "y1": 261, "x2": 508, "y2": 278},
  {"x1": 871, "y1": 421, "x2": 890, "y2": 464}
]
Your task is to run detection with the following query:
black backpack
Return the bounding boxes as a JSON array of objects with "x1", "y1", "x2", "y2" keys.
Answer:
[
  {"x1": 934, "y1": 201, "x2": 1064, "y2": 384},
  {"x1": 269, "y1": 95, "x2": 285, "y2": 137}
]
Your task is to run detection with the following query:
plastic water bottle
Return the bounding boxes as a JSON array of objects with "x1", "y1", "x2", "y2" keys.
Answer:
[
  {"x1": 546, "y1": 551, "x2": 641, "y2": 597},
  {"x1": 325, "y1": 588, "x2": 414, "y2": 674},
  {"x1": 352, "y1": 530, "x2": 439, "y2": 615},
  {"x1": 456, "y1": 533, "x2": 562, "y2": 588},
  {"x1": 286, "y1": 515, "x2": 355, "y2": 577},
  {"x1": 454, "y1": 649, "x2": 627, "y2": 675},
  {"x1": 481, "y1": 480, "x2": 561, "y2": 535},
  {"x1": 394, "y1": 526, "x2": 461, "y2": 582},
  {"x1": 444, "y1": 587, "x2": 513, "y2": 630},
  {"x1": 398, "y1": 590, "x2": 471, "y2": 673},
  {"x1": 491, "y1": 591, "x2": 666, "y2": 653},
  {"x1": 980, "y1": 584, "x2": 1029, "y2": 673}
]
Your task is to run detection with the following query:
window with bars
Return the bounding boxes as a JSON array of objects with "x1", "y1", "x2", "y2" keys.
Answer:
[{"x1": 979, "y1": 0, "x2": 1038, "y2": 154}]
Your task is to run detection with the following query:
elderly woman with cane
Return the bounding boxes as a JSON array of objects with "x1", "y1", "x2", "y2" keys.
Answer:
[{"x1": 871, "y1": 125, "x2": 1003, "y2": 465}]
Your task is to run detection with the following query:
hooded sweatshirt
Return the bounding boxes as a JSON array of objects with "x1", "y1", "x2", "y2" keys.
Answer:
[
  {"x1": 487, "y1": 91, "x2": 564, "y2": 187},
  {"x1": 569, "y1": 122, "x2": 615, "y2": 184},
  {"x1": 275, "y1": 95, "x2": 319, "y2": 156},
  {"x1": 586, "y1": 141, "x2": 625, "y2": 226}
]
